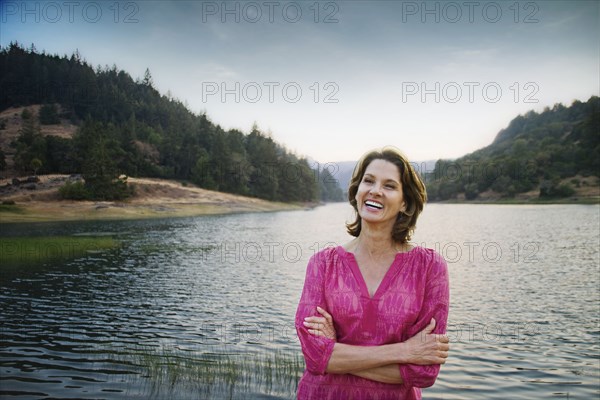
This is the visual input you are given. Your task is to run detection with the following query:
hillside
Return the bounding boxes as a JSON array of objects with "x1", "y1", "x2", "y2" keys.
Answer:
[
  {"x1": 0, "y1": 43, "x2": 344, "y2": 203},
  {"x1": 425, "y1": 96, "x2": 599, "y2": 203}
]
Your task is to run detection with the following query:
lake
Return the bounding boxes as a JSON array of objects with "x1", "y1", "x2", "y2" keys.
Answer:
[{"x1": 1, "y1": 203, "x2": 599, "y2": 399}]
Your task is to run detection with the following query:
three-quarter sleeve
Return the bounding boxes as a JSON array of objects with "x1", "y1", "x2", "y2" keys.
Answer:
[
  {"x1": 295, "y1": 250, "x2": 336, "y2": 375},
  {"x1": 399, "y1": 250, "x2": 450, "y2": 388}
]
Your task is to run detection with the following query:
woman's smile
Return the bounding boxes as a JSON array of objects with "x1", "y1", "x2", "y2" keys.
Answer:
[{"x1": 355, "y1": 159, "x2": 406, "y2": 222}]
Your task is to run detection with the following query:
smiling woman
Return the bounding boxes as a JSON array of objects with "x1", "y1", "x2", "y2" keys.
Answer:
[
  {"x1": 346, "y1": 147, "x2": 427, "y2": 246},
  {"x1": 295, "y1": 146, "x2": 450, "y2": 400}
]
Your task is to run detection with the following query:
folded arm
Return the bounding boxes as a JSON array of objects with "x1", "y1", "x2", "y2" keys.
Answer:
[{"x1": 304, "y1": 308, "x2": 448, "y2": 384}]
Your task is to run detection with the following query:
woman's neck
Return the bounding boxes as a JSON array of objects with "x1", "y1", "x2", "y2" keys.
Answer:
[{"x1": 355, "y1": 222, "x2": 398, "y2": 256}]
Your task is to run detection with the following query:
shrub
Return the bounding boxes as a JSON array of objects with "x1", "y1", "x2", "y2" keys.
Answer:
[
  {"x1": 539, "y1": 180, "x2": 575, "y2": 198},
  {"x1": 555, "y1": 183, "x2": 575, "y2": 197},
  {"x1": 464, "y1": 183, "x2": 479, "y2": 200},
  {"x1": 59, "y1": 181, "x2": 90, "y2": 200}
]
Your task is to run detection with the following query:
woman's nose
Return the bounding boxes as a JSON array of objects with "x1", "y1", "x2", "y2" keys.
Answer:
[{"x1": 369, "y1": 184, "x2": 382, "y2": 195}]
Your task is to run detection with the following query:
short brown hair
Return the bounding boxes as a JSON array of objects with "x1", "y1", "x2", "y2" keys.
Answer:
[{"x1": 346, "y1": 146, "x2": 427, "y2": 244}]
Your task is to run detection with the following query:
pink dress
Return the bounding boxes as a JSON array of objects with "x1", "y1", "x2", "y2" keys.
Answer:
[{"x1": 295, "y1": 245, "x2": 449, "y2": 400}]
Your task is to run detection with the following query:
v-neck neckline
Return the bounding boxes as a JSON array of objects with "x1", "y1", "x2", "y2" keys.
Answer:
[{"x1": 337, "y1": 245, "x2": 416, "y2": 300}]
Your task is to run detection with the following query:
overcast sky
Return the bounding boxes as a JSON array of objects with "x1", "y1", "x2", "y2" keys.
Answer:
[{"x1": 1, "y1": 0, "x2": 598, "y2": 163}]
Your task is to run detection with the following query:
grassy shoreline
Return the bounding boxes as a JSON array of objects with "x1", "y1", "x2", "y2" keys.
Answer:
[
  {"x1": 0, "y1": 176, "x2": 312, "y2": 224},
  {"x1": 1, "y1": 196, "x2": 597, "y2": 225},
  {"x1": 0, "y1": 200, "x2": 306, "y2": 224},
  {"x1": 429, "y1": 197, "x2": 600, "y2": 205}
]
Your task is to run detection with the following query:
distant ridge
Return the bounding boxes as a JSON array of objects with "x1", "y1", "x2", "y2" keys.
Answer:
[{"x1": 321, "y1": 159, "x2": 436, "y2": 195}]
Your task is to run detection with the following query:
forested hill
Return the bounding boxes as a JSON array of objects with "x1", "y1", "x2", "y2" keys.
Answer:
[
  {"x1": 0, "y1": 43, "x2": 343, "y2": 202},
  {"x1": 426, "y1": 96, "x2": 599, "y2": 201}
]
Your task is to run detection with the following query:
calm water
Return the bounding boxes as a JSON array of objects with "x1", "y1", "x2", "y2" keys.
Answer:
[{"x1": 1, "y1": 204, "x2": 599, "y2": 399}]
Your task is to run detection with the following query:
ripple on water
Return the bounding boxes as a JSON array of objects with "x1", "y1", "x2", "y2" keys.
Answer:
[{"x1": 1, "y1": 204, "x2": 599, "y2": 399}]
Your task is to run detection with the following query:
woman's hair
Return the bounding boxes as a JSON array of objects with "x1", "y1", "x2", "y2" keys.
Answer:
[{"x1": 346, "y1": 146, "x2": 427, "y2": 244}]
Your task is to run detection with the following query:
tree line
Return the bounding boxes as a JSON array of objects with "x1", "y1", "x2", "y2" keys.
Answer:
[{"x1": 0, "y1": 42, "x2": 343, "y2": 202}]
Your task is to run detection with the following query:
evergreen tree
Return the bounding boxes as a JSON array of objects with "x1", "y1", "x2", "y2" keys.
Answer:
[
  {"x1": 142, "y1": 68, "x2": 154, "y2": 88},
  {"x1": 30, "y1": 158, "x2": 42, "y2": 176},
  {"x1": 191, "y1": 148, "x2": 217, "y2": 189},
  {"x1": 75, "y1": 119, "x2": 131, "y2": 200},
  {"x1": 246, "y1": 127, "x2": 279, "y2": 201},
  {"x1": 39, "y1": 103, "x2": 60, "y2": 124},
  {"x1": 14, "y1": 108, "x2": 47, "y2": 174},
  {"x1": 0, "y1": 149, "x2": 6, "y2": 170}
]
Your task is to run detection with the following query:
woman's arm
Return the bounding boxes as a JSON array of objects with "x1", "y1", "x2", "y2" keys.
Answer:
[
  {"x1": 397, "y1": 251, "x2": 450, "y2": 388},
  {"x1": 295, "y1": 252, "x2": 337, "y2": 375},
  {"x1": 325, "y1": 341, "x2": 404, "y2": 374},
  {"x1": 304, "y1": 308, "x2": 449, "y2": 380},
  {"x1": 351, "y1": 364, "x2": 405, "y2": 384},
  {"x1": 349, "y1": 318, "x2": 448, "y2": 383}
]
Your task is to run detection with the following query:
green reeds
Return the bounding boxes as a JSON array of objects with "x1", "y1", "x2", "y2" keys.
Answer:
[
  {"x1": 123, "y1": 345, "x2": 304, "y2": 399},
  {"x1": 0, "y1": 236, "x2": 117, "y2": 267}
]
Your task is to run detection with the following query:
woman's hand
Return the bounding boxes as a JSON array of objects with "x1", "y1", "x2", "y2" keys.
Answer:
[
  {"x1": 401, "y1": 318, "x2": 450, "y2": 365},
  {"x1": 303, "y1": 306, "x2": 336, "y2": 340}
]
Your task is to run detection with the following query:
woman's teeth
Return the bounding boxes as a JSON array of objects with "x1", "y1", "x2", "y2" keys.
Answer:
[{"x1": 365, "y1": 200, "x2": 383, "y2": 210}]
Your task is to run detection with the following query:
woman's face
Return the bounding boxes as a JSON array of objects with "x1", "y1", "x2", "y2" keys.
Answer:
[{"x1": 355, "y1": 159, "x2": 406, "y2": 226}]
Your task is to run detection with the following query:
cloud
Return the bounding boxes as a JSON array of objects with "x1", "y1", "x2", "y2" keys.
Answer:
[{"x1": 194, "y1": 62, "x2": 240, "y2": 80}]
